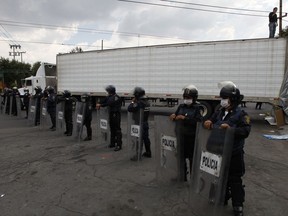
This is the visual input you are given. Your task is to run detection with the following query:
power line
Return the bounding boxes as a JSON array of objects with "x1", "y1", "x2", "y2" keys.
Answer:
[
  {"x1": 118, "y1": 0, "x2": 276, "y2": 17},
  {"x1": 0, "y1": 19, "x2": 190, "y2": 42},
  {"x1": 0, "y1": 25, "x2": 16, "y2": 45},
  {"x1": 160, "y1": 0, "x2": 272, "y2": 13},
  {"x1": 0, "y1": 38, "x2": 97, "y2": 47},
  {"x1": 0, "y1": 38, "x2": 115, "y2": 50}
]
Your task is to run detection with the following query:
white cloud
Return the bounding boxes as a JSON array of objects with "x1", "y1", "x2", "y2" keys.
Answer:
[{"x1": 0, "y1": 0, "x2": 286, "y2": 64}]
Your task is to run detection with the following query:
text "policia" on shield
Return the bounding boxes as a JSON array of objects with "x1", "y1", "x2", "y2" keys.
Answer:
[
  {"x1": 161, "y1": 135, "x2": 177, "y2": 152},
  {"x1": 200, "y1": 151, "x2": 222, "y2": 177}
]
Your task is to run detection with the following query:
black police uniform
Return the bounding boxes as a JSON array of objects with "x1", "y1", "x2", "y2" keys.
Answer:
[
  {"x1": 209, "y1": 106, "x2": 251, "y2": 209},
  {"x1": 128, "y1": 97, "x2": 151, "y2": 157},
  {"x1": 46, "y1": 91, "x2": 57, "y2": 130},
  {"x1": 174, "y1": 102, "x2": 203, "y2": 180},
  {"x1": 100, "y1": 93, "x2": 123, "y2": 149},
  {"x1": 83, "y1": 98, "x2": 93, "y2": 140},
  {"x1": 32, "y1": 91, "x2": 43, "y2": 125},
  {"x1": 57, "y1": 94, "x2": 76, "y2": 136},
  {"x1": 11, "y1": 89, "x2": 20, "y2": 116},
  {"x1": 22, "y1": 91, "x2": 30, "y2": 118}
]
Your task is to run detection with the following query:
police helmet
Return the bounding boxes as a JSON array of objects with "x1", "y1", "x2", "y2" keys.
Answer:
[
  {"x1": 46, "y1": 86, "x2": 55, "y2": 94},
  {"x1": 12, "y1": 86, "x2": 18, "y2": 91},
  {"x1": 133, "y1": 87, "x2": 145, "y2": 99},
  {"x1": 182, "y1": 84, "x2": 198, "y2": 99},
  {"x1": 34, "y1": 86, "x2": 42, "y2": 93},
  {"x1": 105, "y1": 85, "x2": 116, "y2": 95},
  {"x1": 81, "y1": 93, "x2": 91, "y2": 102},
  {"x1": 63, "y1": 90, "x2": 71, "y2": 98},
  {"x1": 219, "y1": 83, "x2": 243, "y2": 104}
]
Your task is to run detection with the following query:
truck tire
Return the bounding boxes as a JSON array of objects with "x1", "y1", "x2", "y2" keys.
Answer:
[{"x1": 199, "y1": 101, "x2": 213, "y2": 120}]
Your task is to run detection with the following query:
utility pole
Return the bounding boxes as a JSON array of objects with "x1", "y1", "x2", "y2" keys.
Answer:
[
  {"x1": 279, "y1": 0, "x2": 287, "y2": 37},
  {"x1": 9, "y1": 44, "x2": 21, "y2": 60},
  {"x1": 19, "y1": 51, "x2": 26, "y2": 62}
]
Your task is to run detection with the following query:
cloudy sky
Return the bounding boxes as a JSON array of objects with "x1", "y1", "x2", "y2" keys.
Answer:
[{"x1": 0, "y1": 0, "x2": 287, "y2": 65}]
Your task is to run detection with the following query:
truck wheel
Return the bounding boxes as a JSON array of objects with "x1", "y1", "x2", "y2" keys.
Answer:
[{"x1": 199, "y1": 101, "x2": 213, "y2": 120}]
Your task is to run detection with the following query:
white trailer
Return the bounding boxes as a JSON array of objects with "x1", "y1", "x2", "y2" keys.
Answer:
[{"x1": 56, "y1": 38, "x2": 288, "y2": 117}]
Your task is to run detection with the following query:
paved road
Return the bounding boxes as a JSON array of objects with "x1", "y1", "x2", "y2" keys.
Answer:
[{"x1": 0, "y1": 103, "x2": 287, "y2": 216}]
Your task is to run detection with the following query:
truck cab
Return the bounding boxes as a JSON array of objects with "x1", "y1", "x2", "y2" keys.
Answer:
[{"x1": 19, "y1": 62, "x2": 57, "y2": 95}]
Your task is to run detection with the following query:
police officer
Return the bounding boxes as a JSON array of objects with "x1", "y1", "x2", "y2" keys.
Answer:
[
  {"x1": 32, "y1": 86, "x2": 43, "y2": 125},
  {"x1": 22, "y1": 88, "x2": 30, "y2": 118},
  {"x1": 96, "y1": 85, "x2": 123, "y2": 151},
  {"x1": 128, "y1": 87, "x2": 151, "y2": 160},
  {"x1": 57, "y1": 90, "x2": 76, "y2": 136},
  {"x1": 46, "y1": 86, "x2": 57, "y2": 131},
  {"x1": 204, "y1": 83, "x2": 251, "y2": 216},
  {"x1": 81, "y1": 93, "x2": 93, "y2": 141},
  {"x1": 11, "y1": 87, "x2": 20, "y2": 116},
  {"x1": 169, "y1": 85, "x2": 203, "y2": 181}
]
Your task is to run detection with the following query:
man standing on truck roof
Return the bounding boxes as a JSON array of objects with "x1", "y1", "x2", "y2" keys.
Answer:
[
  {"x1": 269, "y1": 7, "x2": 278, "y2": 38},
  {"x1": 96, "y1": 85, "x2": 123, "y2": 151},
  {"x1": 268, "y1": 7, "x2": 287, "y2": 38}
]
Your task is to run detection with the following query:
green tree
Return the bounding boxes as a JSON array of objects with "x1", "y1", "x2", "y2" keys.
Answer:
[
  {"x1": 31, "y1": 61, "x2": 41, "y2": 75},
  {"x1": 0, "y1": 58, "x2": 32, "y2": 88}
]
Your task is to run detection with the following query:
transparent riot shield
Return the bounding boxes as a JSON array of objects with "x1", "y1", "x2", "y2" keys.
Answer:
[
  {"x1": 0, "y1": 95, "x2": 3, "y2": 114},
  {"x1": 96, "y1": 107, "x2": 110, "y2": 147},
  {"x1": 190, "y1": 123, "x2": 234, "y2": 216},
  {"x1": 4, "y1": 95, "x2": 10, "y2": 115},
  {"x1": 15, "y1": 95, "x2": 23, "y2": 118},
  {"x1": 9, "y1": 95, "x2": 13, "y2": 115},
  {"x1": 127, "y1": 108, "x2": 144, "y2": 161},
  {"x1": 155, "y1": 115, "x2": 182, "y2": 183},
  {"x1": 56, "y1": 101, "x2": 66, "y2": 134},
  {"x1": 27, "y1": 97, "x2": 37, "y2": 126},
  {"x1": 40, "y1": 100, "x2": 50, "y2": 129},
  {"x1": 73, "y1": 101, "x2": 86, "y2": 142}
]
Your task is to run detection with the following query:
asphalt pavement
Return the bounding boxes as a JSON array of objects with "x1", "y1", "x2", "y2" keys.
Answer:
[{"x1": 0, "y1": 103, "x2": 287, "y2": 216}]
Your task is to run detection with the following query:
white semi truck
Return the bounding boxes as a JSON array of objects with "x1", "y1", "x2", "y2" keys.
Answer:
[
  {"x1": 56, "y1": 37, "x2": 288, "y2": 118},
  {"x1": 19, "y1": 62, "x2": 57, "y2": 95}
]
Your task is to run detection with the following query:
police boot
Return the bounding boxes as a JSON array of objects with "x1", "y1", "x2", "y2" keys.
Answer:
[
  {"x1": 224, "y1": 187, "x2": 231, "y2": 206},
  {"x1": 233, "y1": 206, "x2": 244, "y2": 216},
  {"x1": 114, "y1": 145, "x2": 122, "y2": 151},
  {"x1": 142, "y1": 152, "x2": 151, "y2": 158},
  {"x1": 83, "y1": 136, "x2": 92, "y2": 141}
]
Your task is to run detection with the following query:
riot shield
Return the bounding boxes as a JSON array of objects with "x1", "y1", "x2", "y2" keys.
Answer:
[
  {"x1": 0, "y1": 95, "x2": 3, "y2": 114},
  {"x1": 40, "y1": 100, "x2": 50, "y2": 129},
  {"x1": 4, "y1": 95, "x2": 10, "y2": 115},
  {"x1": 9, "y1": 95, "x2": 13, "y2": 115},
  {"x1": 190, "y1": 123, "x2": 234, "y2": 216},
  {"x1": 56, "y1": 101, "x2": 66, "y2": 134},
  {"x1": 73, "y1": 101, "x2": 86, "y2": 142},
  {"x1": 155, "y1": 115, "x2": 182, "y2": 183},
  {"x1": 27, "y1": 98, "x2": 37, "y2": 126},
  {"x1": 127, "y1": 108, "x2": 144, "y2": 161},
  {"x1": 15, "y1": 95, "x2": 23, "y2": 118},
  {"x1": 96, "y1": 107, "x2": 110, "y2": 147}
]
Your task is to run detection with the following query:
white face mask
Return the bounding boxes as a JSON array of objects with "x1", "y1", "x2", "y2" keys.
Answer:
[
  {"x1": 220, "y1": 99, "x2": 230, "y2": 108},
  {"x1": 184, "y1": 99, "x2": 193, "y2": 105}
]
